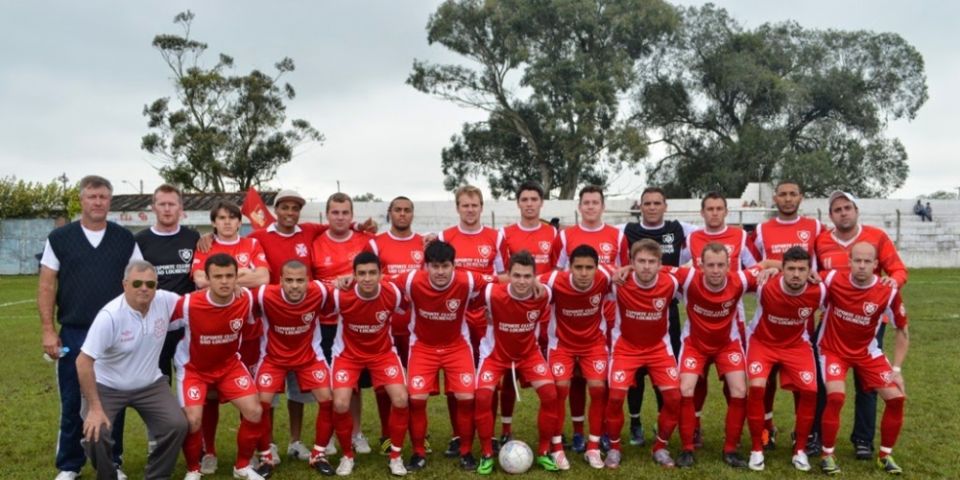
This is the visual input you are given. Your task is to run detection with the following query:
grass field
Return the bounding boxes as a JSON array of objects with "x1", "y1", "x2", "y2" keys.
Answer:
[{"x1": 2, "y1": 270, "x2": 958, "y2": 479}]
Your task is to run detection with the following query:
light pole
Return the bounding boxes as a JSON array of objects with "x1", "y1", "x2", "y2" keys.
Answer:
[{"x1": 122, "y1": 180, "x2": 144, "y2": 194}]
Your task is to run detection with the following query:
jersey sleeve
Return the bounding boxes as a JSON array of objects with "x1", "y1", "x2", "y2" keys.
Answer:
[
  {"x1": 249, "y1": 239, "x2": 269, "y2": 270},
  {"x1": 300, "y1": 223, "x2": 331, "y2": 241},
  {"x1": 747, "y1": 229, "x2": 763, "y2": 261},
  {"x1": 617, "y1": 230, "x2": 629, "y2": 267},
  {"x1": 493, "y1": 228, "x2": 506, "y2": 274},
  {"x1": 887, "y1": 290, "x2": 909, "y2": 330},
  {"x1": 742, "y1": 266, "x2": 762, "y2": 292},
  {"x1": 80, "y1": 310, "x2": 116, "y2": 360},
  {"x1": 365, "y1": 238, "x2": 378, "y2": 255},
  {"x1": 877, "y1": 233, "x2": 908, "y2": 287},
  {"x1": 740, "y1": 230, "x2": 758, "y2": 268},
  {"x1": 190, "y1": 247, "x2": 208, "y2": 274},
  {"x1": 169, "y1": 295, "x2": 187, "y2": 329},
  {"x1": 553, "y1": 233, "x2": 569, "y2": 270}
]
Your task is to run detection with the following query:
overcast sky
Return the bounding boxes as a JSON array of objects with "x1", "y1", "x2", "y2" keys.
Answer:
[{"x1": 1, "y1": 0, "x2": 957, "y2": 201}]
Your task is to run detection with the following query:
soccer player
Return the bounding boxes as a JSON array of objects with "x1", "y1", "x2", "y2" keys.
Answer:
[
  {"x1": 744, "y1": 246, "x2": 825, "y2": 472},
  {"x1": 619, "y1": 187, "x2": 695, "y2": 446},
  {"x1": 541, "y1": 245, "x2": 611, "y2": 468},
  {"x1": 816, "y1": 242, "x2": 909, "y2": 475},
  {"x1": 252, "y1": 260, "x2": 336, "y2": 476},
  {"x1": 552, "y1": 185, "x2": 627, "y2": 452},
  {"x1": 604, "y1": 239, "x2": 682, "y2": 469},
  {"x1": 475, "y1": 251, "x2": 566, "y2": 474},
  {"x1": 325, "y1": 252, "x2": 410, "y2": 476},
  {"x1": 174, "y1": 253, "x2": 267, "y2": 480}
]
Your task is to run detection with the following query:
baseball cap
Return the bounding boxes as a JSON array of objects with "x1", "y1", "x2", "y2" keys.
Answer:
[
  {"x1": 828, "y1": 190, "x2": 858, "y2": 209},
  {"x1": 274, "y1": 189, "x2": 306, "y2": 208}
]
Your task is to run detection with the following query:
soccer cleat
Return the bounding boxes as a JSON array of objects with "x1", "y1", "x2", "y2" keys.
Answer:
[
  {"x1": 55, "y1": 472, "x2": 79, "y2": 480},
  {"x1": 491, "y1": 437, "x2": 501, "y2": 455},
  {"x1": 443, "y1": 437, "x2": 461, "y2": 458},
  {"x1": 498, "y1": 434, "x2": 512, "y2": 448},
  {"x1": 748, "y1": 451, "x2": 765, "y2": 471},
  {"x1": 821, "y1": 455, "x2": 841, "y2": 475},
  {"x1": 200, "y1": 454, "x2": 218, "y2": 474},
  {"x1": 584, "y1": 449, "x2": 604, "y2": 469},
  {"x1": 763, "y1": 426, "x2": 778, "y2": 451},
  {"x1": 854, "y1": 441, "x2": 874, "y2": 460},
  {"x1": 183, "y1": 471, "x2": 202, "y2": 480},
  {"x1": 287, "y1": 441, "x2": 311, "y2": 461},
  {"x1": 570, "y1": 433, "x2": 586, "y2": 453},
  {"x1": 117, "y1": 469, "x2": 128, "y2": 480},
  {"x1": 459, "y1": 453, "x2": 477, "y2": 471},
  {"x1": 269, "y1": 443, "x2": 280, "y2": 465},
  {"x1": 379, "y1": 437, "x2": 392, "y2": 456},
  {"x1": 232, "y1": 465, "x2": 267, "y2": 480},
  {"x1": 804, "y1": 432, "x2": 821, "y2": 457},
  {"x1": 336, "y1": 456, "x2": 355, "y2": 476},
  {"x1": 604, "y1": 449, "x2": 622, "y2": 469},
  {"x1": 536, "y1": 454, "x2": 560, "y2": 472},
  {"x1": 406, "y1": 454, "x2": 426, "y2": 472},
  {"x1": 353, "y1": 433, "x2": 372, "y2": 454},
  {"x1": 653, "y1": 448, "x2": 675, "y2": 468},
  {"x1": 629, "y1": 423, "x2": 646, "y2": 446},
  {"x1": 311, "y1": 455, "x2": 336, "y2": 476},
  {"x1": 476, "y1": 455, "x2": 495, "y2": 475},
  {"x1": 692, "y1": 427, "x2": 704, "y2": 449},
  {"x1": 550, "y1": 450, "x2": 571, "y2": 471},
  {"x1": 388, "y1": 456, "x2": 407, "y2": 476},
  {"x1": 723, "y1": 451, "x2": 748, "y2": 468},
  {"x1": 254, "y1": 461, "x2": 274, "y2": 479},
  {"x1": 877, "y1": 455, "x2": 903, "y2": 475},
  {"x1": 676, "y1": 450, "x2": 695, "y2": 468},
  {"x1": 600, "y1": 433, "x2": 612, "y2": 452},
  {"x1": 792, "y1": 451, "x2": 812, "y2": 471}
]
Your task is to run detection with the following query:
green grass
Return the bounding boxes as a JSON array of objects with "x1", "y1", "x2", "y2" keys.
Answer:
[{"x1": 2, "y1": 270, "x2": 958, "y2": 479}]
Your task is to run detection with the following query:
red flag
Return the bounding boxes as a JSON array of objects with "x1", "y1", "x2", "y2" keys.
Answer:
[{"x1": 240, "y1": 186, "x2": 276, "y2": 230}]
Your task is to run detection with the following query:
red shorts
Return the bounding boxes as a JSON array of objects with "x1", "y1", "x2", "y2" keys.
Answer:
[
  {"x1": 679, "y1": 339, "x2": 745, "y2": 377},
  {"x1": 746, "y1": 338, "x2": 816, "y2": 392},
  {"x1": 256, "y1": 357, "x2": 331, "y2": 394},
  {"x1": 477, "y1": 351, "x2": 553, "y2": 389},
  {"x1": 547, "y1": 344, "x2": 609, "y2": 382},
  {"x1": 820, "y1": 349, "x2": 898, "y2": 392},
  {"x1": 608, "y1": 343, "x2": 679, "y2": 389},
  {"x1": 178, "y1": 358, "x2": 256, "y2": 408},
  {"x1": 239, "y1": 337, "x2": 262, "y2": 369},
  {"x1": 407, "y1": 340, "x2": 475, "y2": 395},
  {"x1": 330, "y1": 352, "x2": 405, "y2": 389}
]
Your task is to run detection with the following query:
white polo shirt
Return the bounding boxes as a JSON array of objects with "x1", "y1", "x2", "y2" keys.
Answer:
[{"x1": 81, "y1": 290, "x2": 180, "y2": 390}]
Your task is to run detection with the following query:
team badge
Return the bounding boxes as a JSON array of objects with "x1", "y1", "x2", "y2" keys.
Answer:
[
  {"x1": 589, "y1": 294, "x2": 601, "y2": 307},
  {"x1": 302, "y1": 312, "x2": 316, "y2": 324},
  {"x1": 552, "y1": 363, "x2": 566, "y2": 376},
  {"x1": 600, "y1": 242, "x2": 614, "y2": 255},
  {"x1": 411, "y1": 250, "x2": 424, "y2": 263},
  {"x1": 684, "y1": 357, "x2": 697, "y2": 370},
  {"x1": 613, "y1": 370, "x2": 626, "y2": 383},
  {"x1": 313, "y1": 370, "x2": 326, "y2": 382},
  {"x1": 258, "y1": 373, "x2": 273, "y2": 387},
  {"x1": 728, "y1": 352, "x2": 742, "y2": 365},
  {"x1": 539, "y1": 241, "x2": 551, "y2": 253},
  {"x1": 667, "y1": 367, "x2": 679, "y2": 379},
  {"x1": 178, "y1": 248, "x2": 193, "y2": 263},
  {"x1": 187, "y1": 386, "x2": 201, "y2": 401},
  {"x1": 229, "y1": 318, "x2": 243, "y2": 332},
  {"x1": 411, "y1": 376, "x2": 425, "y2": 390},
  {"x1": 797, "y1": 230, "x2": 811, "y2": 243},
  {"x1": 336, "y1": 370, "x2": 349, "y2": 383},
  {"x1": 235, "y1": 376, "x2": 251, "y2": 390},
  {"x1": 533, "y1": 363, "x2": 547, "y2": 375},
  {"x1": 863, "y1": 302, "x2": 879, "y2": 316},
  {"x1": 800, "y1": 371, "x2": 814, "y2": 384},
  {"x1": 526, "y1": 310, "x2": 540, "y2": 322},
  {"x1": 749, "y1": 362, "x2": 763, "y2": 375},
  {"x1": 653, "y1": 298, "x2": 666, "y2": 311},
  {"x1": 385, "y1": 366, "x2": 399, "y2": 378},
  {"x1": 662, "y1": 233, "x2": 674, "y2": 245},
  {"x1": 828, "y1": 363, "x2": 841, "y2": 376},
  {"x1": 237, "y1": 253, "x2": 250, "y2": 267},
  {"x1": 593, "y1": 360, "x2": 606, "y2": 373},
  {"x1": 798, "y1": 307, "x2": 813, "y2": 319},
  {"x1": 481, "y1": 371, "x2": 494, "y2": 383},
  {"x1": 295, "y1": 243, "x2": 308, "y2": 257},
  {"x1": 460, "y1": 373, "x2": 473, "y2": 386},
  {"x1": 478, "y1": 245, "x2": 492, "y2": 258},
  {"x1": 446, "y1": 299, "x2": 461, "y2": 312},
  {"x1": 376, "y1": 310, "x2": 390, "y2": 324},
  {"x1": 722, "y1": 300, "x2": 734, "y2": 309}
]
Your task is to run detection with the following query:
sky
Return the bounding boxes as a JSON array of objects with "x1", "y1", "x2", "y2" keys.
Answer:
[{"x1": 1, "y1": 0, "x2": 957, "y2": 201}]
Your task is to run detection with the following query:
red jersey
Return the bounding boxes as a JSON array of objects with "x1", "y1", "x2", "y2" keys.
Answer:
[
  {"x1": 815, "y1": 225, "x2": 908, "y2": 288},
  {"x1": 399, "y1": 270, "x2": 491, "y2": 348},
  {"x1": 368, "y1": 231, "x2": 424, "y2": 276},
  {"x1": 817, "y1": 271, "x2": 907, "y2": 358},
  {"x1": 480, "y1": 283, "x2": 552, "y2": 361},
  {"x1": 438, "y1": 225, "x2": 504, "y2": 275},
  {"x1": 752, "y1": 216, "x2": 822, "y2": 261},
  {"x1": 172, "y1": 289, "x2": 255, "y2": 372},
  {"x1": 748, "y1": 275, "x2": 826, "y2": 348},
  {"x1": 255, "y1": 282, "x2": 328, "y2": 366},
  {"x1": 685, "y1": 226, "x2": 756, "y2": 271},
  {"x1": 191, "y1": 236, "x2": 269, "y2": 275},
  {"x1": 672, "y1": 266, "x2": 759, "y2": 352},
  {"x1": 610, "y1": 272, "x2": 680, "y2": 351},
  {"x1": 329, "y1": 282, "x2": 404, "y2": 360},
  {"x1": 542, "y1": 269, "x2": 612, "y2": 352},
  {"x1": 311, "y1": 230, "x2": 374, "y2": 284},
  {"x1": 499, "y1": 223, "x2": 558, "y2": 275},
  {"x1": 554, "y1": 224, "x2": 627, "y2": 269},
  {"x1": 248, "y1": 223, "x2": 329, "y2": 284}
]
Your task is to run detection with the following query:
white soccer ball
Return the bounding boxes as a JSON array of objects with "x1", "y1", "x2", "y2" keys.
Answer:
[{"x1": 499, "y1": 440, "x2": 534, "y2": 474}]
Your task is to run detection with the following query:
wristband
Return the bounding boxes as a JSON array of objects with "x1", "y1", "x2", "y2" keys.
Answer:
[{"x1": 892, "y1": 366, "x2": 902, "y2": 373}]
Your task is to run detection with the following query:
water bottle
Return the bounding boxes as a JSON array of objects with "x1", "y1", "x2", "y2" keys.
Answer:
[{"x1": 43, "y1": 346, "x2": 70, "y2": 362}]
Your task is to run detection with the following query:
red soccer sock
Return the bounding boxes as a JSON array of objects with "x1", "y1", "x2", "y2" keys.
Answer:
[
  {"x1": 201, "y1": 398, "x2": 219, "y2": 455},
  {"x1": 183, "y1": 429, "x2": 203, "y2": 472},
  {"x1": 457, "y1": 398, "x2": 476, "y2": 455},
  {"x1": 446, "y1": 392, "x2": 459, "y2": 435},
  {"x1": 257, "y1": 402, "x2": 273, "y2": 456},
  {"x1": 680, "y1": 395, "x2": 696, "y2": 451},
  {"x1": 693, "y1": 376, "x2": 708, "y2": 426},
  {"x1": 570, "y1": 376, "x2": 586, "y2": 435},
  {"x1": 334, "y1": 409, "x2": 355, "y2": 458},
  {"x1": 490, "y1": 387, "x2": 500, "y2": 426},
  {"x1": 879, "y1": 396, "x2": 905, "y2": 458},
  {"x1": 475, "y1": 389, "x2": 495, "y2": 457},
  {"x1": 723, "y1": 396, "x2": 747, "y2": 454},
  {"x1": 376, "y1": 387, "x2": 392, "y2": 439},
  {"x1": 388, "y1": 404, "x2": 409, "y2": 459},
  {"x1": 500, "y1": 378, "x2": 516, "y2": 437},
  {"x1": 315, "y1": 400, "x2": 334, "y2": 449},
  {"x1": 410, "y1": 398, "x2": 428, "y2": 456},
  {"x1": 554, "y1": 383, "x2": 570, "y2": 440},
  {"x1": 605, "y1": 388, "x2": 626, "y2": 446},
  {"x1": 587, "y1": 385, "x2": 606, "y2": 450},
  {"x1": 764, "y1": 372, "x2": 778, "y2": 431},
  {"x1": 747, "y1": 386, "x2": 767, "y2": 452},
  {"x1": 236, "y1": 415, "x2": 263, "y2": 469},
  {"x1": 821, "y1": 392, "x2": 846, "y2": 453},
  {"x1": 536, "y1": 383, "x2": 560, "y2": 455},
  {"x1": 794, "y1": 391, "x2": 815, "y2": 454},
  {"x1": 654, "y1": 388, "x2": 681, "y2": 452}
]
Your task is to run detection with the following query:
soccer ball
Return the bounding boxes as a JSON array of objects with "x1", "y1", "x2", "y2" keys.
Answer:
[{"x1": 498, "y1": 440, "x2": 534, "y2": 474}]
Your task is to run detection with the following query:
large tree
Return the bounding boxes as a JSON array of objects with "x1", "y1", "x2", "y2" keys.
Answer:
[
  {"x1": 141, "y1": 11, "x2": 323, "y2": 193},
  {"x1": 409, "y1": 0, "x2": 677, "y2": 199},
  {"x1": 639, "y1": 5, "x2": 927, "y2": 198}
]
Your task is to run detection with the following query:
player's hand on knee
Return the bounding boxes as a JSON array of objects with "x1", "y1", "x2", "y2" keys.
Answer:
[{"x1": 83, "y1": 408, "x2": 111, "y2": 443}]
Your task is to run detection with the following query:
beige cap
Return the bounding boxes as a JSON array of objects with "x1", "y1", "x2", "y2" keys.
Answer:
[{"x1": 274, "y1": 189, "x2": 306, "y2": 208}]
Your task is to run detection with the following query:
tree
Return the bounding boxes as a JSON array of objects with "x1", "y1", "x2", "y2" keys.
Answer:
[
  {"x1": 639, "y1": 4, "x2": 926, "y2": 198},
  {"x1": 922, "y1": 190, "x2": 958, "y2": 200},
  {"x1": 141, "y1": 11, "x2": 323, "y2": 193},
  {"x1": 0, "y1": 176, "x2": 80, "y2": 219},
  {"x1": 352, "y1": 192, "x2": 383, "y2": 202},
  {"x1": 409, "y1": 0, "x2": 677, "y2": 199}
]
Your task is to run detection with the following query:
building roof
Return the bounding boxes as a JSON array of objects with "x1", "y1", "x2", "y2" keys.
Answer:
[{"x1": 109, "y1": 191, "x2": 278, "y2": 212}]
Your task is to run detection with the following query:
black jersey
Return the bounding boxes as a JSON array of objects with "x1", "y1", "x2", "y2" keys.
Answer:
[
  {"x1": 135, "y1": 226, "x2": 200, "y2": 294},
  {"x1": 622, "y1": 220, "x2": 686, "y2": 267}
]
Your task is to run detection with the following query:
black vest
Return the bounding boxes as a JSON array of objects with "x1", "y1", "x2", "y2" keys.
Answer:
[
  {"x1": 623, "y1": 220, "x2": 686, "y2": 267},
  {"x1": 135, "y1": 226, "x2": 200, "y2": 295}
]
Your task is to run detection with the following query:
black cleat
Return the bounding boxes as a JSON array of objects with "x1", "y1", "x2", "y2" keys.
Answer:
[
  {"x1": 255, "y1": 462, "x2": 274, "y2": 478},
  {"x1": 723, "y1": 451, "x2": 749, "y2": 469},
  {"x1": 804, "y1": 432, "x2": 822, "y2": 457},
  {"x1": 676, "y1": 450, "x2": 695, "y2": 468},
  {"x1": 492, "y1": 437, "x2": 501, "y2": 455},
  {"x1": 459, "y1": 453, "x2": 478, "y2": 471},
  {"x1": 444, "y1": 437, "x2": 461, "y2": 458},
  {"x1": 498, "y1": 434, "x2": 512, "y2": 447},
  {"x1": 763, "y1": 426, "x2": 778, "y2": 451},
  {"x1": 693, "y1": 427, "x2": 704, "y2": 449},
  {"x1": 312, "y1": 457, "x2": 336, "y2": 476},
  {"x1": 406, "y1": 454, "x2": 427, "y2": 472},
  {"x1": 854, "y1": 441, "x2": 874, "y2": 460}
]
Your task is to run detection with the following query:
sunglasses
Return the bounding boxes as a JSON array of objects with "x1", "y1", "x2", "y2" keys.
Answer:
[{"x1": 131, "y1": 280, "x2": 158, "y2": 289}]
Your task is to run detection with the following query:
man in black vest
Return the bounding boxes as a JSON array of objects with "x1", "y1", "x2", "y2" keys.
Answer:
[
  {"x1": 619, "y1": 187, "x2": 696, "y2": 446},
  {"x1": 39, "y1": 175, "x2": 143, "y2": 480}
]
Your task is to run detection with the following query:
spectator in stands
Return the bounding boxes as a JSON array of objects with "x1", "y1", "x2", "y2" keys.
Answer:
[
  {"x1": 914, "y1": 200, "x2": 931, "y2": 221},
  {"x1": 925, "y1": 202, "x2": 933, "y2": 221},
  {"x1": 630, "y1": 200, "x2": 641, "y2": 220}
]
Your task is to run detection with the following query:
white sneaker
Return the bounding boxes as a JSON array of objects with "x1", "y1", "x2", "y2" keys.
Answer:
[
  {"x1": 792, "y1": 451, "x2": 812, "y2": 471},
  {"x1": 584, "y1": 449, "x2": 604, "y2": 469},
  {"x1": 54, "y1": 472, "x2": 79, "y2": 480},
  {"x1": 336, "y1": 456, "x2": 355, "y2": 476},
  {"x1": 748, "y1": 450, "x2": 765, "y2": 471},
  {"x1": 200, "y1": 453, "x2": 218, "y2": 474},
  {"x1": 232, "y1": 465, "x2": 266, "y2": 480},
  {"x1": 353, "y1": 433, "x2": 372, "y2": 454},
  {"x1": 184, "y1": 471, "x2": 202, "y2": 480},
  {"x1": 117, "y1": 469, "x2": 128, "y2": 480},
  {"x1": 551, "y1": 450, "x2": 571, "y2": 471},
  {"x1": 327, "y1": 437, "x2": 339, "y2": 456},
  {"x1": 388, "y1": 456, "x2": 407, "y2": 476},
  {"x1": 288, "y1": 440, "x2": 311, "y2": 461}
]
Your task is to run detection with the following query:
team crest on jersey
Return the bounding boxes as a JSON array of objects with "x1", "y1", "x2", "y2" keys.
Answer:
[
  {"x1": 613, "y1": 370, "x2": 626, "y2": 383},
  {"x1": 229, "y1": 318, "x2": 243, "y2": 332},
  {"x1": 533, "y1": 363, "x2": 547, "y2": 375},
  {"x1": 187, "y1": 386, "x2": 201, "y2": 401},
  {"x1": 599, "y1": 242, "x2": 614, "y2": 255},
  {"x1": 478, "y1": 245, "x2": 492, "y2": 258},
  {"x1": 460, "y1": 373, "x2": 474, "y2": 386},
  {"x1": 235, "y1": 376, "x2": 251, "y2": 390},
  {"x1": 684, "y1": 357, "x2": 697, "y2": 370},
  {"x1": 376, "y1": 310, "x2": 390, "y2": 324},
  {"x1": 446, "y1": 299, "x2": 461, "y2": 312},
  {"x1": 411, "y1": 376, "x2": 425, "y2": 390},
  {"x1": 589, "y1": 294, "x2": 601, "y2": 307},
  {"x1": 662, "y1": 233, "x2": 675, "y2": 245},
  {"x1": 728, "y1": 352, "x2": 742, "y2": 365},
  {"x1": 313, "y1": 370, "x2": 326, "y2": 382},
  {"x1": 797, "y1": 230, "x2": 811, "y2": 243},
  {"x1": 863, "y1": 302, "x2": 879, "y2": 316},
  {"x1": 722, "y1": 300, "x2": 734, "y2": 309},
  {"x1": 411, "y1": 250, "x2": 424, "y2": 263},
  {"x1": 798, "y1": 307, "x2": 813, "y2": 319},
  {"x1": 537, "y1": 241, "x2": 551, "y2": 253},
  {"x1": 336, "y1": 370, "x2": 349, "y2": 383},
  {"x1": 593, "y1": 360, "x2": 606, "y2": 373},
  {"x1": 653, "y1": 298, "x2": 666, "y2": 311},
  {"x1": 526, "y1": 310, "x2": 540, "y2": 322},
  {"x1": 749, "y1": 362, "x2": 763, "y2": 375},
  {"x1": 667, "y1": 367, "x2": 679, "y2": 379},
  {"x1": 237, "y1": 253, "x2": 250, "y2": 267},
  {"x1": 828, "y1": 363, "x2": 841, "y2": 377},
  {"x1": 552, "y1": 363, "x2": 566, "y2": 376},
  {"x1": 800, "y1": 371, "x2": 814, "y2": 384},
  {"x1": 481, "y1": 371, "x2": 494, "y2": 383},
  {"x1": 179, "y1": 248, "x2": 193, "y2": 263},
  {"x1": 302, "y1": 312, "x2": 316, "y2": 324},
  {"x1": 258, "y1": 373, "x2": 273, "y2": 387},
  {"x1": 385, "y1": 366, "x2": 399, "y2": 378},
  {"x1": 295, "y1": 243, "x2": 308, "y2": 257}
]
